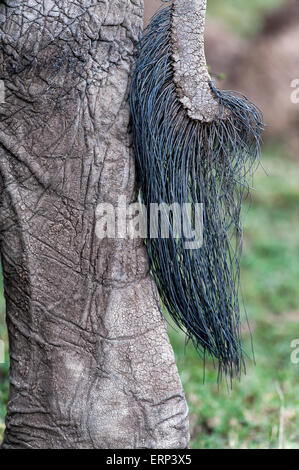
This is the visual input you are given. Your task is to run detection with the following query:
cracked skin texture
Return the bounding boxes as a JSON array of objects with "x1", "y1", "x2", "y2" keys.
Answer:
[
  {"x1": 0, "y1": 0, "x2": 189, "y2": 448},
  {"x1": 172, "y1": 0, "x2": 224, "y2": 122}
]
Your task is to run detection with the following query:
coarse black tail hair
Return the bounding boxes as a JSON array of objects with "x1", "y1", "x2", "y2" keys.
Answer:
[{"x1": 130, "y1": 5, "x2": 264, "y2": 379}]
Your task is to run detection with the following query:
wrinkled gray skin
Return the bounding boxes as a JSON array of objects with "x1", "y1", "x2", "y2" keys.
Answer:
[{"x1": 0, "y1": 0, "x2": 189, "y2": 448}]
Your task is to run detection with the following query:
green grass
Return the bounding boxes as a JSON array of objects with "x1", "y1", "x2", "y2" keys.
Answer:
[
  {"x1": 1, "y1": 145, "x2": 298, "y2": 448},
  {"x1": 167, "y1": 144, "x2": 299, "y2": 449},
  {"x1": 207, "y1": 0, "x2": 285, "y2": 37}
]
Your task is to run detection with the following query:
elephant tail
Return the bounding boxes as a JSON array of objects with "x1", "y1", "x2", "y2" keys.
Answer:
[{"x1": 130, "y1": 2, "x2": 264, "y2": 379}]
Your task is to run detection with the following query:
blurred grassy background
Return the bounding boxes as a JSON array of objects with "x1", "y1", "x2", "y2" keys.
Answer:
[
  {"x1": 0, "y1": 0, "x2": 298, "y2": 448},
  {"x1": 168, "y1": 144, "x2": 299, "y2": 449},
  {"x1": 206, "y1": 0, "x2": 284, "y2": 36}
]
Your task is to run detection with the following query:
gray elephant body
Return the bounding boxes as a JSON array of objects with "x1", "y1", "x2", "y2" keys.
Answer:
[{"x1": 0, "y1": 0, "x2": 189, "y2": 449}]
